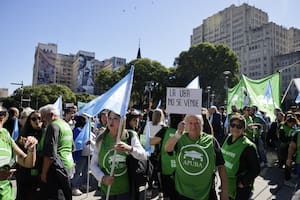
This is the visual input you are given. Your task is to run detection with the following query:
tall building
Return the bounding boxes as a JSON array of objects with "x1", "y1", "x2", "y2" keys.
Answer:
[
  {"x1": 32, "y1": 43, "x2": 126, "y2": 95},
  {"x1": 190, "y1": 3, "x2": 300, "y2": 80}
]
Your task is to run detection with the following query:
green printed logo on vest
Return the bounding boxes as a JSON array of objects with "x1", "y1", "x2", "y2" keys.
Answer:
[
  {"x1": 102, "y1": 149, "x2": 127, "y2": 176},
  {"x1": 178, "y1": 144, "x2": 209, "y2": 175}
]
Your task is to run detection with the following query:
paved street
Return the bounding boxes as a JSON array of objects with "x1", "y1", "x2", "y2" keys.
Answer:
[{"x1": 11, "y1": 149, "x2": 299, "y2": 200}]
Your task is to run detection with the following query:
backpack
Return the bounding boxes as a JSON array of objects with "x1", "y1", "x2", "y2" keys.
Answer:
[{"x1": 126, "y1": 131, "x2": 153, "y2": 200}]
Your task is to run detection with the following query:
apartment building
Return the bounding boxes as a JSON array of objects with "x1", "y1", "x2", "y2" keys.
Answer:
[
  {"x1": 191, "y1": 3, "x2": 299, "y2": 79},
  {"x1": 32, "y1": 43, "x2": 126, "y2": 95}
]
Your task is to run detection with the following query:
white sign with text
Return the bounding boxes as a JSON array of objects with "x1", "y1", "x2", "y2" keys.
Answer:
[{"x1": 165, "y1": 87, "x2": 202, "y2": 115}]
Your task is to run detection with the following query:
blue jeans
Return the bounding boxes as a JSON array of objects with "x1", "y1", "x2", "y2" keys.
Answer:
[
  {"x1": 71, "y1": 156, "x2": 89, "y2": 188},
  {"x1": 257, "y1": 137, "x2": 267, "y2": 163}
]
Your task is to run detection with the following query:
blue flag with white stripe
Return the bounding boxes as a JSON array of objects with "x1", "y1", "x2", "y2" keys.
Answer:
[
  {"x1": 12, "y1": 118, "x2": 19, "y2": 141},
  {"x1": 74, "y1": 118, "x2": 91, "y2": 151}
]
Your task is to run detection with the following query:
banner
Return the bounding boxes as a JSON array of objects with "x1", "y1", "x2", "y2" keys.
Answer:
[{"x1": 227, "y1": 72, "x2": 280, "y2": 121}]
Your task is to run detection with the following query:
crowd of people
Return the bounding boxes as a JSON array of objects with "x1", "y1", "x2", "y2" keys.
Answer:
[{"x1": 1, "y1": 101, "x2": 300, "y2": 200}]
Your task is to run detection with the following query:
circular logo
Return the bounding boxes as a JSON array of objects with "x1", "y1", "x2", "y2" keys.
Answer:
[
  {"x1": 103, "y1": 149, "x2": 127, "y2": 177},
  {"x1": 178, "y1": 144, "x2": 209, "y2": 176}
]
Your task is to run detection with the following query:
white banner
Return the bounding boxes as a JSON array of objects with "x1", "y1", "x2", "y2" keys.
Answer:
[{"x1": 165, "y1": 87, "x2": 202, "y2": 115}]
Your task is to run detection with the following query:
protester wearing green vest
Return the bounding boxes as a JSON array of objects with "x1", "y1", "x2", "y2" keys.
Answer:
[
  {"x1": 151, "y1": 113, "x2": 184, "y2": 200},
  {"x1": 91, "y1": 110, "x2": 147, "y2": 200},
  {"x1": 0, "y1": 106, "x2": 38, "y2": 200},
  {"x1": 287, "y1": 128, "x2": 300, "y2": 189},
  {"x1": 39, "y1": 104, "x2": 75, "y2": 200},
  {"x1": 165, "y1": 114, "x2": 229, "y2": 200},
  {"x1": 221, "y1": 113, "x2": 260, "y2": 200}
]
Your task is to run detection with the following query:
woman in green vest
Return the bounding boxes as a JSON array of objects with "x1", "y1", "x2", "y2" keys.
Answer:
[
  {"x1": 0, "y1": 106, "x2": 38, "y2": 200},
  {"x1": 90, "y1": 110, "x2": 147, "y2": 200},
  {"x1": 165, "y1": 114, "x2": 229, "y2": 200},
  {"x1": 221, "y1": 113, "x2": 260, "y2": 200}
]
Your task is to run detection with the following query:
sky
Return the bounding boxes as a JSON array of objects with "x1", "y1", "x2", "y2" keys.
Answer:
[{"x1": 1, "y1": 0, "x2": 300, "y2": 95}]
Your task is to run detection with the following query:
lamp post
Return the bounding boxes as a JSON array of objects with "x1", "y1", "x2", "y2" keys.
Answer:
[
  {"x1": 206, "y1": 86, "x2": 211, "y2": 108},
  {"x1": 144, "y1": 81, "x2": 154, "y2": 109},
  {"x1": 223, "y1": 71, "x2": 231, "y2": 107}
]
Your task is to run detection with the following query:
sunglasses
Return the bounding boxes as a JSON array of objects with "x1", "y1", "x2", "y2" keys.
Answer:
[
  {"x1": 0, "y1": 111, "x2": 7, "y2": 116},
  {"x1": 31, "y1": 117, "x2": 41, "y2": 122},
  {"x1": 230, "y1": 123, "x2": 243, "y2": 129}
]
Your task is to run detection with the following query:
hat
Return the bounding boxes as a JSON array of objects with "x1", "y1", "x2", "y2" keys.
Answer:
[
  {"x1": 230, "y1": 113, "x2": 246, "y2": 129},
  {"x1": 126, "y1": 109, "x2": 142, "y2": 121}
]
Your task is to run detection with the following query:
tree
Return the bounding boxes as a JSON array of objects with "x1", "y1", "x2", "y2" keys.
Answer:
[
  {"x1": 176, "y1": 42, "x2": 239, "y2": 106},
  {"x1": 94, "y1": 68, "x2": 121, "y2": 95},
  {"x1": 119, "y1": 58, "x2": 172, "y2": 110},
  {"x1": 2, "y1": 84, "x2": 76, "y2": 110}
]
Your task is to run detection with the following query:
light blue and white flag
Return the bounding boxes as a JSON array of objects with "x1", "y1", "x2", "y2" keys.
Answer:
[
  {"x1": 295, "y1": 93, "x2": 300, "y2": 103},
  {"x1": 156, "y1": 100, "x2": 161, "y2": 109},
  {"x1": 186, "y1": 76, "x2": 200, "y2": 89},
  {"x1": 74, "y1": 118, "x2": 91, "y2": 151},
  {"x1": 263, "y1": 80, "x2": 273, "y2": 104},
  {"x1": 144, "y1": 119, "x2": 152, "y2": 157},
  {"x1": 12, "y1": 118, "x2": 19, "y2": 141},
  {"x1": 54, "y1": 96, "x2": 63, "y2": 117},
  {"x1": 78, "y1": 66, "x2": 134, "y2": 118}
]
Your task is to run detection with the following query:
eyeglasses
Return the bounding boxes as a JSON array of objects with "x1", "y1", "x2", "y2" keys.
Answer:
[
  {"x1": 0, "y1": 111, "x2": 7, "y2": 116},
  {"x1": 31, "y1": 117, "x2": 41, "y2": 122},
  {"x1": 230, "y1": 123, "x2": 243, "y2": 129}
]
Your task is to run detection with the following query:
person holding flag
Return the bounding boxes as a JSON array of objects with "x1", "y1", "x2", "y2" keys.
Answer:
[
  {"x1": 72, "y1": 115, "x2": 96, "y2": 196},
  {"x1": 91, "y1": 110, "x2": 147, "y2": 199}
]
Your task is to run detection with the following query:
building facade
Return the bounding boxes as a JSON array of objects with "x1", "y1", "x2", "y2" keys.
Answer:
[
  {"x1": 191, "y1": 3, "x2": 300, "y2": 102},
  {"x1": 32, "y1": 43, "x2": 126, "y2": 95}
]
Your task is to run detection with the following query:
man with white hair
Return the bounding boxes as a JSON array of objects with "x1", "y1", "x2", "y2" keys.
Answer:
[{"x1": 39, "y1": 104, "x2": 75, "y2": 200}]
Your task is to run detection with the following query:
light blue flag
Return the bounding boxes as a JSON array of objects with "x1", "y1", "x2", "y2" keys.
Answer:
[
  {"x1": 54, "y1": 96, "x2": 63, "y2": 117},
  {"x1": 144, "y1": 119, "x2": 152, "y2": 157},
  {"x1": 263, "y1": 80, "x2": 273, "y2": 104},
  {"x1": 78, "y1": 66, "x2": 134, "y2": 118},
  {"x1": 74, "y1": 118, "x2": 91, "y2": 151},
  {"x1": 12, "y1": 118, "x2": 19, "y2": 141},
  {"x1": 295, "y1": 93, "x2": 300, "y2": 103},
  {"x1": 156, "y1": 100, "x2": 161, "y2": 109},
  {"x1": 186, "y1": 76, "x2": 200, "y2": 89}
]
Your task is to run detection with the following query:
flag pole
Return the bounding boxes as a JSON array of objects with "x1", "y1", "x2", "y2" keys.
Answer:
[
  {"x1": 281, "y1": 79, "x2": 294, "y2": 104},
  {"x1": 105, "y1": 117, "x2": 125, "y2": 200},
  {"x1": 85, "y1": 117, "x2": 91, "y2": 198}
]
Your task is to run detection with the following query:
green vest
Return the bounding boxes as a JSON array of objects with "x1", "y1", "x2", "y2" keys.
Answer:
[
  {"x1": 221, "y1": 135, "x2": 255, "y2": 199},
  {"x1": 296, "y1": 130, "x2": 300, "y2": 164},
  {"x1": 161, "y1": 128, "x2": 176, "y2": 175},
  {"x1": 281, "y1": 124, "x2": 295, "y2": 137},
  {"x1": 175, "y1": 133, "x2": 216, "y2": 200},
  {"x1": 52, "y1": 119, "x2": 74, "y2": 169},
  {"x1": 0, "y1": 128, "x2": 14, "y2": 200},
  {"x1": 98, "y1": 133, "x2": 129, "y2": 195}
]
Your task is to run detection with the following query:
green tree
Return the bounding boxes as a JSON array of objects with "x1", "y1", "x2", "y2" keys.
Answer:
[
  {"x1": 176, "y1": 42, "x2": 239, "y2": 106},
  {"x1": 2, "y1": 84, "x2": 76, "y2": 110},
  {"x1": 121, "y1": 58, "x2": 171, "y2": 110},
  {"x1": 95, "y1": 68, "x2": 121, "y2": 95}
]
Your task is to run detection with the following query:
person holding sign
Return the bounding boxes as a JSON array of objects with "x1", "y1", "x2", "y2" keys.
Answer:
[{"x1": 165, "y1": 114, "x2": 229, "y2": 200}]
